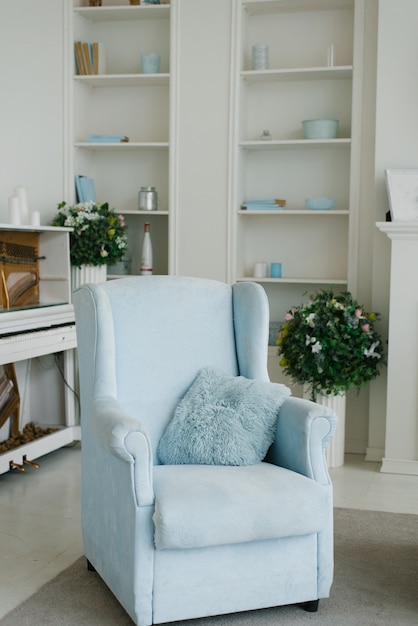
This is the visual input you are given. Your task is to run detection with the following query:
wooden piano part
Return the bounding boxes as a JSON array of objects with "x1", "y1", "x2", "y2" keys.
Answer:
[{"x1": 0, "y1": 363, "x2": 20, "y2": 438}]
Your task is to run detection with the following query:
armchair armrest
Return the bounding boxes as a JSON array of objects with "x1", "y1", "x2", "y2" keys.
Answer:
[
  {"x1": 91, "y1": 396, "x2": 154, "y2": 506},
  {"x1": 266, "y1": 397, "x2": 337, "y2": 485}
]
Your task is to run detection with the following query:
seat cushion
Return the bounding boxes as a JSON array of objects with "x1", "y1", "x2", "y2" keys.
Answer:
[
  {"x1": 153, "y1": 462, "x2": 330, "y2": 550},
  {"x1": 157, "y1": 367, "x2": 291, "y2": 466}
]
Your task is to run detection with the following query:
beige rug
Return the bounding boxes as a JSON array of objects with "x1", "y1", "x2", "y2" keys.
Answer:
[{"x1": 1, "y1": 508, "x2": 417, "y2": 625}]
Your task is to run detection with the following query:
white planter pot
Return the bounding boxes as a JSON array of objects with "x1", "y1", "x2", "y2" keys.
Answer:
[
  {"x1": 71, "y1": 264, "x2": 107, "y2": 292},
  {"x1": 303, "y1": 388, "x2": 346, "y2": 468}
]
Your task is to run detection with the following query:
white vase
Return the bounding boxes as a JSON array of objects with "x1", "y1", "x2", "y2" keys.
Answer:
[
  {"x1": 71, "y1": 264, "x2": 107, "y2": 292},
  {"x1": 303, "y1": 388, "x2": 346, "y2": 469}
]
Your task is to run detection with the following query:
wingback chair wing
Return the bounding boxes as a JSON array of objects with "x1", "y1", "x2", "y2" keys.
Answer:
[{"x1": 73, "y1": 276, "x2": 337, "y2": 626}]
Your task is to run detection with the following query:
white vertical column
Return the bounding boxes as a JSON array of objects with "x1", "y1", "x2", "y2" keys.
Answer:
[{"x1": 376, "y1": 221, "x2": 418, "y2": 475}]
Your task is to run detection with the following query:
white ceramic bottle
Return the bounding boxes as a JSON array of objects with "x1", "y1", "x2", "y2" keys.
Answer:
[{"x1": 140, "y1": 222, "x2": 153, "y2": 275}]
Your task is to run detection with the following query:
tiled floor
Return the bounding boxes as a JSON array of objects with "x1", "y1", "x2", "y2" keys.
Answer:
[
  {"x1": 0, "y1": 445, "x2": 416, "y2": 620},
  {"x1": 0, "y1": 443, "x2": 82, "y2": 620},
  {"x1": 330, "y1": 453, "x2": 418, "y2": 514}
]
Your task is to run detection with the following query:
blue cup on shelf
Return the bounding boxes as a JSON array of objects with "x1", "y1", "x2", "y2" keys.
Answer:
[
  {"x1": 270, "y1": 262, "x2": 282, "y2": 278},
  {"x1": 252, "y1": 44, "x2": 269, "y2": 70},
  {"x1": 141, "y1": 53, "x2": 161, "y2": 74}
]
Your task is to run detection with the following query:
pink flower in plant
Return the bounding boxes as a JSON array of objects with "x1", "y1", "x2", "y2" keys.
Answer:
[
  {"x1": 285, "y1": 312, "x2": 294, "y2": 322},
  {"x1": 355, "y1": 308, "x2": 364, "y2": 319},
  {"x1": 361, "y1": 323, "x2": 370, "y2": 333}
]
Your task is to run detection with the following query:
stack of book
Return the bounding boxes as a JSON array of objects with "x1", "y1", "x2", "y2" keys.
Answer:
[
  {"x1": 241, "y1": 199, "x2": 286, "y2": 211},
  {"x1": 74, "y1": 42, "x2": 106, "y2": 75},
  {"x1": 87, "y1": 135, "x2": 129, "y2": 143}
]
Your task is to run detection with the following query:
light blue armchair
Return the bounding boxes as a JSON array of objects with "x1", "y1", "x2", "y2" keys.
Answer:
[{"x1": 73, "y1": 276, "x2": 336, "y2": 626}]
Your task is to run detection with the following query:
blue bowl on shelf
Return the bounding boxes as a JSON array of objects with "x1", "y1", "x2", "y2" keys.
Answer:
[
  {"x1": 305, "y1": 197, "x2": 336, "y2": 210},
  {"x1": 302, "y1": 118, "x2": 339, "y2": 139}
]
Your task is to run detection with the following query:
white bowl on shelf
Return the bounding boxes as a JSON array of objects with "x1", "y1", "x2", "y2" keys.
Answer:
[{"x1": 305, "y1": 197, "x2": 336, "y2": 210}]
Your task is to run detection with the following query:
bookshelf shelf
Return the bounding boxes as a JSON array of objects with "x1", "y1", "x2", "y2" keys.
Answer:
[
  {"x1": 74, "y1": 5, "x2": 170, "y2": 22},
  {"x1": 239, "y1": 139, "x2": 351, "y2": 150},
  {"x1": 238, "y1": 210, "x2": 349, "y2": 216},
  {"x1": 241, "y1": 66, "x2": 353, "y2": 83},
  {"x1": 237, "y1": 277, "x2": 348, "y2": 284},
  {"x1": 242, "y1": 0, "x2": 354, "y2": 15},
  {"x1": 74, "y1": 73, "x2": 170, "y2": 87},
  {"x1": 121, "y1": 210, "x2": 169, "y2": 216},
  {"x1": 74, "y1": 142, "x2": 169, "y2": 150}
]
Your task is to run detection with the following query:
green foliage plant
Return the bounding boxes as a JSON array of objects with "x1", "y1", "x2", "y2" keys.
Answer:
[
  {"x1": 277, "y1": 290, "x2": 385, "y2": 400},
  {"x1": 51, "y1": 201, "x2": 128, "y2": 268}
]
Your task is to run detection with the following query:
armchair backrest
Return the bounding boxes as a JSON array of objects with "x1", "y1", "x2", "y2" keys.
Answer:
[{"x1": 73, "y1": 276, "x2": 270, "y2": 462}]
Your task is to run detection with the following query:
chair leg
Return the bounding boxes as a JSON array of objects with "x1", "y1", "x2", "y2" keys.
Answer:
[
  {"x1": 87, "y1": 559, "x2": 96, "y2": 572},
  {"x1": 302, "y1": 599, "x2": 319, "y2": 612}
]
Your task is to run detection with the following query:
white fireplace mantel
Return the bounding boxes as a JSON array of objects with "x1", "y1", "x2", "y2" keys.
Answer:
[{"x1": 376, "y1": 221, "x2": 418, "y2": 475}]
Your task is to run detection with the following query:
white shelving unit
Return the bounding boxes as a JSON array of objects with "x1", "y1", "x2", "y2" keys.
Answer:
[
  {"x1": 231, "y1": 0, "x2": 360, "y2": 322},
  {"x1": 71, "y1": 1, "x2": 172, "y2": 276},
  {"x1": 0, "y1": 225, "x2": 78, "y2": 475}
]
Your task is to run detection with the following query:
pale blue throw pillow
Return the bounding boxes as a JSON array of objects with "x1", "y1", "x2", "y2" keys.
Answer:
[{"x1": 157, "y1": 367, "x2": 291, "y2": 466}]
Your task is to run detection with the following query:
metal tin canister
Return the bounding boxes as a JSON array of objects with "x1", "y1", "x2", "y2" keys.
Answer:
[{"x1": 138, "y1": 187, "x2": 158, "y2": 211}]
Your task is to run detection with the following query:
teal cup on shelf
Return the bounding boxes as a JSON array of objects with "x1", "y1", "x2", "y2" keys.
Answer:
[
  {"x1": 270, "y1": 262, "x2": 282, "y2": 278},
  {"x1": 252, "y1": 44, "x2": 269, "y2": 70},
  {"x1": 141, "y1": 52, "x2": 161, "y2": 74}
]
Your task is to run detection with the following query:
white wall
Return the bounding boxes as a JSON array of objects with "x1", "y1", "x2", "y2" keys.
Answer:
[
  {"x1": 173, "y1": 0, "x2": 232, "y2": 281},
  {"x1": 0, "y1": 0, "x2": 66, "y2": 224},
  {"x1": 366, "y1": 0, "x2": 418, "y2": 460}
]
